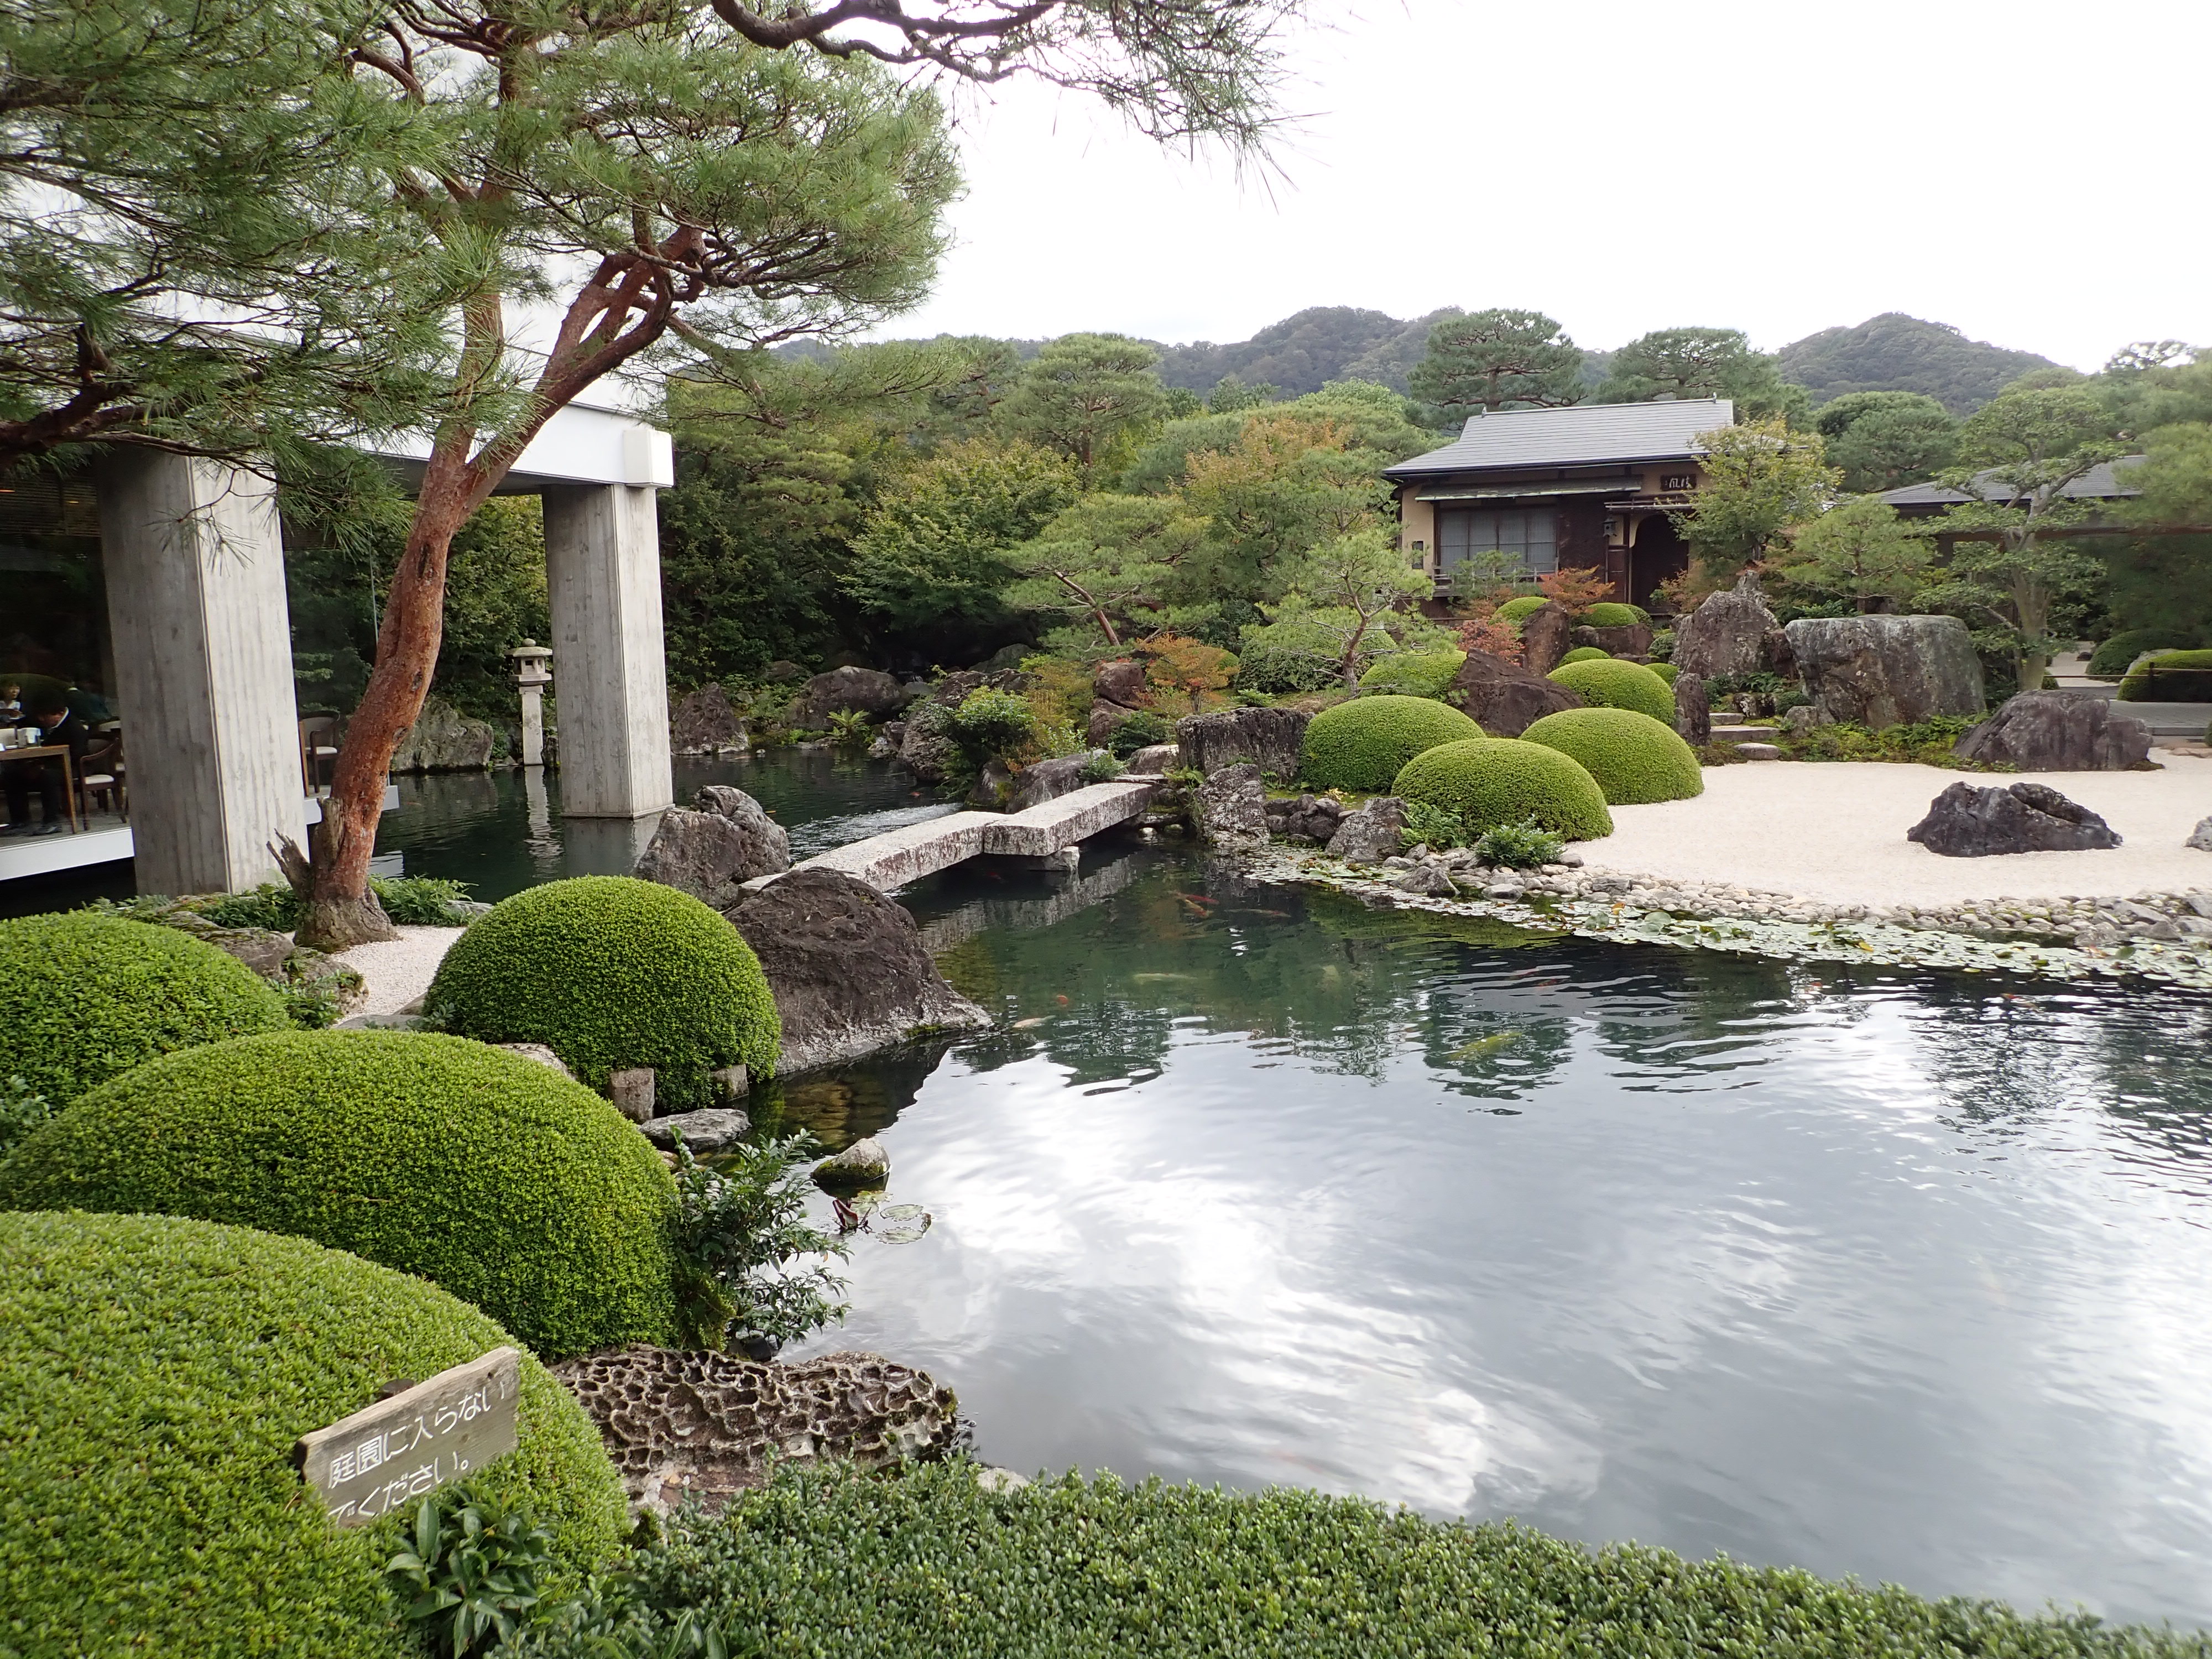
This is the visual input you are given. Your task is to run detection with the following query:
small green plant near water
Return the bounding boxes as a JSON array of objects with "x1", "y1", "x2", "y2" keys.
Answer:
[
  {"x1": 191, "y1": 875, "x2": 476, "y2": 931},
  {"x1": 1078, "y1": 752, "x2": 1125, "y2": 784},
  {"x1": 1400, "y1": 800, "x2": 1468, "y2": 851},
  {"x1": 1475, "y1": 816, "x2": 1566, "y2": 869},
  {"x1": 669, "y1": 1134, "x2": 849, "y2": 1352},
  {"x1": 823, "y1": 708, "x2": 873, "y2": 749},
  {"x1": 943, "y1": 687, "x2": 1040, "y2": 767},
  {"x1": 1105, "y1": 709, "x2": 1171, "y2": 757},
  {"x1": 388, "y1": 1486, "x2": 555, "y2": 1657},
  {"x1": 0, "y1": 1074, "x2": 52, "y2": 1155}
]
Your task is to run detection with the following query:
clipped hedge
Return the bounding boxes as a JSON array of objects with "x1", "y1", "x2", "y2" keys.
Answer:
[
  {"x1": 0, "y1": 1210, "x2": 625, "y2": 1659},
  {"x1": 0, "y1": 911, "x2": 289, "y2": 1105},
  {"x1": 2119, "y1": 648, "x2": 2212, "y2": 703},
  {"x1": 1358, "y1": 649, "x2": 1465, "y2": 700},
  {"x1": 603, "y1": 1462, "x2": 2205, "y2": 1659},
  {"x1": 1580, "y1": 601, "x2": 1650, "y2": 628},
  {"x1": 1522, "y1": 707, "x2": 1704, "y2": 805},
  {"x1": 1300, "y1": 695, "x2": 1481, "y2": 792},
  {"x1": 1392, "y1": 738, "x2": 1613, "y2": 840},
  {"x1": 426, "y1": 875, "x2": 780, "y2": 1097},
  {"x1": 1649, "y1": 661, "x2": 1680, "y2": 686},
  {"x1": 0, "y1": 1030, "x2": 680, "y2": 1358},
  {"x1": 1558, "y1": 645, "x2": 1611, "y2": 665},
  {"x1": 1548, "y1": 657, "x2": 1678, "y2": 722},
  {"x1": 1496, "y1": 594, "x2": 1548, "y2": 625},
  {"x1": 2087, "y1": 628, "x2": 2197, "y2": 679}
]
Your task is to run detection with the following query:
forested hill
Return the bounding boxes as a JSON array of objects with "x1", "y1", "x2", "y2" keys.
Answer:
[
  {"x1": 1147, "y1": 306, "x2": 1452, "y2": 395},
  {"x1": 1776, "y1": 314, "x2": 2059, "y2": 413}
]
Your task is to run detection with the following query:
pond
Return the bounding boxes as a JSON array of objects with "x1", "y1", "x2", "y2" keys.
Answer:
[{"x1": 167, "y1": 754, "x2": 2212, "y2": 1625}]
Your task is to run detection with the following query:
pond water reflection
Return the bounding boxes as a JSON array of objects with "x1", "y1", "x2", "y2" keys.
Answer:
[{"x1": 390, "y1": 752, "x2": 2212, "y2": 1626}]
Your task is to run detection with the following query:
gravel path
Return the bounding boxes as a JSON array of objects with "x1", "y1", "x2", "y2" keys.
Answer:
[
  {"x1": 332, "y1": 925, "x2": 466, "y2": 1018},
  {"x1": 1582, "y1": 753, "x2": 2212, "y2": 906}
]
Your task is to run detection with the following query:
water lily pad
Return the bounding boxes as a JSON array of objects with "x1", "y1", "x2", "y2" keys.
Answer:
[{"x1": 874, "y1": 1203, "x2": 932, "y2": 1243}]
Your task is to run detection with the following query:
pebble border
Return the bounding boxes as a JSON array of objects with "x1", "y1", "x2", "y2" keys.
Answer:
[{"x1": 1248, "y1": 847, "x2": 2212, "y2": 992}]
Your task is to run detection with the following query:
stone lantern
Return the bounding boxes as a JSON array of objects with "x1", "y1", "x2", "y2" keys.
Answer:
[{"x1": 509, "y1": 639, "x2": 554, "y2": 767}]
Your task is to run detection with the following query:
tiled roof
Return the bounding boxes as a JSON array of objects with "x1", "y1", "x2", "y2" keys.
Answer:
[
  {"x1": 1881, "y1": 457, "x2": 2145, "y2": 507},
  {"x1": 1384, "y1": 398, "x2": 1734, "y2": 478}
]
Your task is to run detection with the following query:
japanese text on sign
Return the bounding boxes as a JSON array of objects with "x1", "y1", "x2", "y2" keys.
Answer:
[{"x1": 294, "y1": 1346, "x2": 521, "y2": 1527}]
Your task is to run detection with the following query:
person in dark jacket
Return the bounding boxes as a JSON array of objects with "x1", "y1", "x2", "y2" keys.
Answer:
[{"x1": 2, "y1": 696, "x2": 91, "y2": 834}]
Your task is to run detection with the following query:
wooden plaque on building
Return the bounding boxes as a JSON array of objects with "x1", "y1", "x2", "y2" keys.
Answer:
[{"x1": 294, "y1": 1346, "x2": 521, "y2": 1527}]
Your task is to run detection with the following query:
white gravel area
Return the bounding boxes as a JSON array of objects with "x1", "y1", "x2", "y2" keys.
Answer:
[
  {"x1": 331, "y1": 925, "x2": 466, "y2": 1018},
  {"x1": 1583, "y1": 753, "x2": 2212, "y2": 906}
]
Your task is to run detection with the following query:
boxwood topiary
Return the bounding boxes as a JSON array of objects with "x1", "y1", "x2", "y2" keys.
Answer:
[
  {"x1": 1495, "y1": 595, "x2": 1548, "y2": 625},
  {"x1": 1358, "y1": 649, "x2": 1465, "y2": 700},
  {"x1": 425, "y1": 874, "x2": 780, "y2": 1097},
  {"x1": 0, "y1": 1209, "x2": 625, "y2": 1659},
  {"x1": 1547, "y1": 658, "x2": 1677, "y2": 722},
  {"x1": 1301, "y1": 695, "x2": 1482, "y2": 792},
  {"x1": 1522, "y1": 707, "x2": 1704, "y2": 805},
  {"x1": 2118, "y1": 648, "x2": 2212, "y2": 702},
  {"x1": 2087, "y1": 628, "x2": 2197, "y2": 680},
  {"x1": 1580, "y1": 601, "x2": 1650, "y2": 628},
  {"x1": 0, "y1": 911, "x2": 290, "y2": 1105},
  {"x1": 1392, "y1": 738, "x2": 1613, "y2": 840},
  {"x1": 0, "y1": 1029, "x2": 680, "y2": 1358},
  {"x1": 1557, "y1": 645, "x2": 1611, "y2": 665},
  {"x1": 1648, "y1": 661, "x2": 1679, "y2": 686}
]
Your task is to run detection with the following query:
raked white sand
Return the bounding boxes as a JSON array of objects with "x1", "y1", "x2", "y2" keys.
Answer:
[
  {"x1": 1583, "y1": 753, "x2": 2212, "y2": 907},
  {"x1": 332, "y1": 925, "x2": 465, "y2": 1018}
]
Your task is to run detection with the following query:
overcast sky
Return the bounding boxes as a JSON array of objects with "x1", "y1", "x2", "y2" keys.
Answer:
[{"x1": 872, "y1": 0, "x2": 2207, "y2": 370}]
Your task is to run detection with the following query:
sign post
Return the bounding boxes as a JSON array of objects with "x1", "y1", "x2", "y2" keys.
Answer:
[{"x1": 294, "y1": 1347, "x2": 522, "y2": 1527}]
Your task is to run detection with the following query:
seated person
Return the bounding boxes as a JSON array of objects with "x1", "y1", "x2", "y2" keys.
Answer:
[
  {"x1": 0, "y1": 683, "x2": 19, "y2": 724},
  {"x1": 3, "y1": 697, "x2": 91, "y2": 834}
]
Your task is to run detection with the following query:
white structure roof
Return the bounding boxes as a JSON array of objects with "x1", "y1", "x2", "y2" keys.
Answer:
[{"x1": 1386, "y1": 398, "x2": 1734, "y2": 477}]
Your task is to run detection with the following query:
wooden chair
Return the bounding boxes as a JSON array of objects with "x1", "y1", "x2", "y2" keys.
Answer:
[
  {"x1": 299, "y1": 714, "x2": 341, "y2": 796},
  {"x1": 80, "y1": 723, "x2": 125, "y2": 822}
]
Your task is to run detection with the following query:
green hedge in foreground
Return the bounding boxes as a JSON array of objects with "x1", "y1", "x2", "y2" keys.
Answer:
[
  {"x1": 557, "y1": 1463, "x2": 2211, "y2": 1659},
  {"x1": 1, "y1": 1210, "x2": 625, "y2": 1659}
]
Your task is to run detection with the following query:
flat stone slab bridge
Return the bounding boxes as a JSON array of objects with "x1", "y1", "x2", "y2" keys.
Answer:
[{"x1": 754, "y1": 778, "x2": 1160, "y2": 893}]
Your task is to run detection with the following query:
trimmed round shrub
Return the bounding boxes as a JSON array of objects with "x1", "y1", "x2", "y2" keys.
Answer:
[
  {"x1": 1301, "y1": 695, "x2": 1481, "y2": 792},
  {"x1": 1648, "y1": 661, "x2": 1680, "y2": 685},
  {"x1": 1557, "y1": 645, "x2": 1611, "y2": 665},
  {"x1": 0, "y1": 1210, "x2": 625, "y2": 1659},
  {"x1": 427, "y1": 874, "x2": 780, "y2": 1094},
  {"x1": 2088, "y1": 627, "x2": 2196, "y2": 679},
  {"x1": 1522, "y1": 707, "x2": 1704, "y2": 805},
  {"x1": 1393, "y1": 738, "x2": 1613, "y2": 841},
  {"x1": 2119, "y1": 648, "x2": 2212, "y2": 702},
  {"x1": 1580, "y1": 601, "x2": 1650, "y2": 628},
  {"x1": 1358, "y1": 649, "x2": 1465, "y2": 700},
  {"x1": 1548, "y1": 658, "x2": 1677, "y2": 722},
  {"x1": 1495, "y1": 595, "x2": 1548, "y2": 625},
  {"x1": 0, "y1": 912, "x2": 289, "y2": 1105},
  {"x1": 0, "y1": 1029, "x2": 680, "y2": 1358}
]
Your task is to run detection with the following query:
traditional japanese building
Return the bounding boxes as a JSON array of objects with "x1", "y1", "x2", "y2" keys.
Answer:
[{"x1": 1384, "y1": 398, "x2": 1734, "y2": 611}]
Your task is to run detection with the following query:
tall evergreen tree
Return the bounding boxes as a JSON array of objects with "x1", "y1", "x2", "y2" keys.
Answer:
[{"x1": 1407, "y1": 308, "x2": 1583, "y2": 420}]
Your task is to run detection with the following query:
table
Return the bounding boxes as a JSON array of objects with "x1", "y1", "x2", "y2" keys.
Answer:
[{"x1": 0, "y1": 744, "x2": 79, "y2": 833}]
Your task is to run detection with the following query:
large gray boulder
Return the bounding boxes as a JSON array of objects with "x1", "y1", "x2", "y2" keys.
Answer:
[
  {"x1": 2189, "y1": 816, "x2": 2212, "y2": 853},
  {"x1": 1194, "y1": 763, "x2": 1269, "y2": 849},
  {"x1": 1003, "y1": 752, "x2": 1108, "y2": 812},
  {"x1": 1519, "y1": 601, "x2": 1573, "y2": 677},
  {"x1": 670, "y1": 682, "x2": 748, "y2": 754},
  {"x1": 1572, "y1": 622, "x2": 1654, "y2": 658},
  {"x1": 389, "y1": 696, "x2": 497, "y2": 773},
  {"x1": 1447, "y1": 649, "x2": 1583, "y2": 736},
  {"x1": 1672, "y1": 572, "x2": 1780, "y2": 680},
  {"x1": 1673, "y1": 670, "x2": 1712, "y2": 745},
  {"x1": 1783, "y1": 614, "x2": 1985, "y2": 729},
  {"x1": 1906, "y1": 781, "x2": 2122, "y2": 857},
  {"x1": 1952, "y1": 692, "x2": 2153, "y2": 771},
  {"x1": 634, "y1": 785, "x2": 790, "y2": 908},
  {"x1": 1176, "y1": 706, "x2": 1309, "y2": 780},
  {"x1": 1093, "y1": 659, "x2": 1147, "y2": 707},
  {"x1": 1326, "y1": 796, "x2": 1407, "y2": 864},
  {"x1": 788, "y1": 666, "x2": 907, "y2": 729},
  {"x1": 726, "y1": 868, "x2": 991, "y2": 1072}
]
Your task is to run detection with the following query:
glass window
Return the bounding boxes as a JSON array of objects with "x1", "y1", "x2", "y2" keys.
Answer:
[{"x1": 1437, "y1": 508, "x2": 1558, "y2": 577}]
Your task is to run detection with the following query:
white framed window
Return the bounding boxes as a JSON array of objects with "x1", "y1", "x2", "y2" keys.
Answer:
[{"x1": 1437, "y1": 508, "x2": 1558, "y2": 577}]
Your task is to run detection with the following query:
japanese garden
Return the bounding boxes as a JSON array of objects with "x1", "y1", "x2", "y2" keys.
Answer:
[{"x1": 6, "y1": 2, "x2": 2212, "y2": 1656}]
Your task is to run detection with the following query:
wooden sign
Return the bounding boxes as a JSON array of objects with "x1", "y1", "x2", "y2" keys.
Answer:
[{"x1": 294, "y1": 1347, "x2": 521, "y2": 1527}]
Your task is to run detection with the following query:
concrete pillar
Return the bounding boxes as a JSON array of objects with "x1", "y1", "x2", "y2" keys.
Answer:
[
  {"x1": 96, "y1": 452, "x2": 307, "y2": 895},
  {"x1": 542, "y1": 484, "x2": 671, "y2": 818}
]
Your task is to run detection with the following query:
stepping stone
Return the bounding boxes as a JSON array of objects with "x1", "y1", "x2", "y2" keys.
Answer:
[{"x1": 1736, "y1": 743, "x2": 1784, "y2": 761}]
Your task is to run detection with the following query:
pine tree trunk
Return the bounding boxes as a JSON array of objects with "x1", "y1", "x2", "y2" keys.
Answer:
[{"x1": 293, "y1": 467, "x2": 474, "y2": 951}]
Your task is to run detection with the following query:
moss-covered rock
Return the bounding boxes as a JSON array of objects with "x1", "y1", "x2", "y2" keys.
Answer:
[
  {"x1": 0, "y1": 911, "x2": 290, "y2": 1105},
  {"x1": 1547, "y1": 658, "x2": 1677, "y2": 722},
  {"x1": 0, "y1": 1029, "x2": 680, "y2": 1358},
  {"x1": 1521, "y1": 707, "x2": 1704, "y2": 805},
  {"x1": 1391, "y1": 738, "x2": 1613, "y2": 840},
  {"x1": 426, "y1": 874, "x2": 780, "y2": 1097},
  {"x1": 1300, "y1": 696, "x2": 1482, "y2": 792},
  {"x1": 0, "y1": 1210, "x2": 625, "y2": 1659},
  {"x1": 1358, "y1": 650, "x2": 1466, "y2": 700}
]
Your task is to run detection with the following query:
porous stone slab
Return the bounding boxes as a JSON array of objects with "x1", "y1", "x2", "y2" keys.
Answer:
[
  {"x1": 1953, "y1": 692, "x2": 2153, "y2": 772},
  {"x1": 1783, "y1": 614, "x2": 1986, "y2": 728},
  {"x1": 1907, "y1": 781, "x2": 2122, "y2": 857},
  {"x1": 1672, "y1": 572, "x2": 1780, "y2": 680},
  {"x1": 1175, "y1": 707, "x2": 1309, "y2": 780},
  {"x1": 641, "y1": 1108, "x2": 751, "y2": 1151},
  {"x1": 552, "y1": 1347, "x2": 957, "y2": 1512}
]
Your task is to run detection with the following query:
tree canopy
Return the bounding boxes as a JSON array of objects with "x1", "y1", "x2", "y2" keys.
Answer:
[
  {"x1": 1407, "y1": 309, "x2": 1584, "y2": 420},
  {"x1": 1593, "y1": 327, "x2": 1808, "y2": 423}
]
